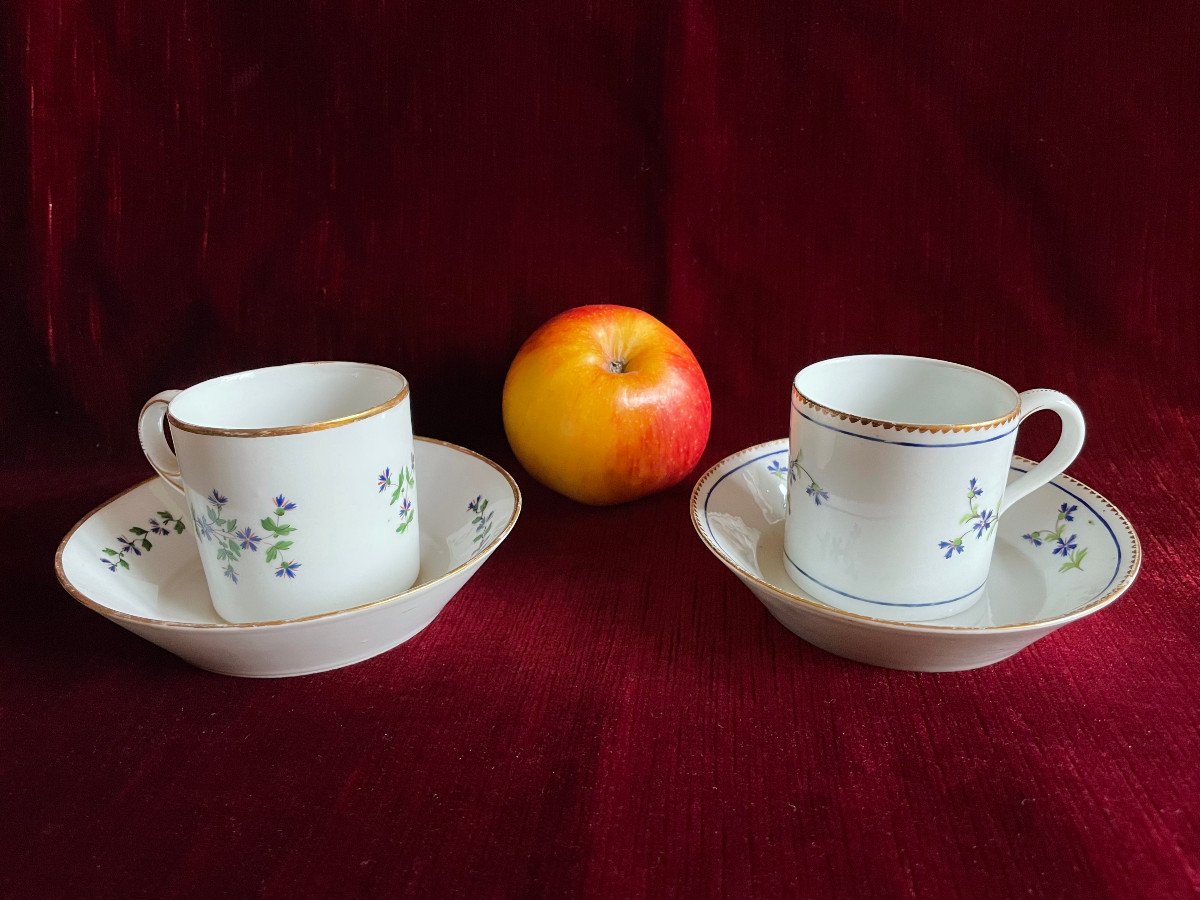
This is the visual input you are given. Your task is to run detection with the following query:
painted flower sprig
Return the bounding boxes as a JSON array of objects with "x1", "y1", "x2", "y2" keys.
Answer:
[
  {"x1": 377, "y1": 465, "x2": 417, "y2": 534},
  {"x1": 194, "y1": 489, "x2": 301, "y2": 584},
  {"x1": 100, "y1": 510, "x2": 186, "y2": 572},
  {"x1": 770, "y1": 454, "x2": 829, "y2": 513},
  {"x1": 1023, "y1": 502, "x2": 1089, "y2": 572},
  {"x1": 937, "y1": 478, "x2": 997, "y2": 559},
  {"x1": 467, "y1": 495, "x2": 494, "y2": 550}
]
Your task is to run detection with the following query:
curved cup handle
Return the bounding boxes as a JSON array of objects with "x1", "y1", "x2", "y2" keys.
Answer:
[
  {"x1": 998, "y1": 389, "x2": 1085, "y2": 516},
  {"x1": 138, "y1": 391, "x2": 185, "y2": 494}
]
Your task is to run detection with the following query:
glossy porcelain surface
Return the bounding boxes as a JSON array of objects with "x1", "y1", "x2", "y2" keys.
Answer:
[
  {"x1": 693, "y1": 440, "x2": 1140, "y2": 672},
  {"x1": 786, "y1": 355, "x2": 1085, "y2": 621},
  {"x1": 56, "y1": 438, "x2": 521, "y2": 677},
  {"x1": 138, "y1": 361, "x2": 420, "y2": 623}
]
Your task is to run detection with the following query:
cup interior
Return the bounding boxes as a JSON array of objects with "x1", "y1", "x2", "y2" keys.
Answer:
[
  {"x1": 169, "y1": 362, "x2": 407, "y2": 431},
  {"x1": 794, "y1": 355, "x2": 1018, "y2": 427}
]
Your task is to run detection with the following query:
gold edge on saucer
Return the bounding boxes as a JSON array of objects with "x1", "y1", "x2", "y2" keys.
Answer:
[
  {"x1": 689, "y1": 441, "x2": 1141, "y2": 635},
  {"x1": 54, "y1": 436, "x2": 523, "y2": 632}
]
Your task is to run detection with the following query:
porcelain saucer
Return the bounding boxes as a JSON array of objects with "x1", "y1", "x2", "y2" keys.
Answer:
[
  {"x1": 55, "y1": 437, "x2": 521, "y2": 677},
  {"x1": 690, "y1": 440, "x2": 1141, "y2": 672}
]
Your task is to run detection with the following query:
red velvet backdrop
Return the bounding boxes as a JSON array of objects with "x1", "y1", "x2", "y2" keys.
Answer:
[{"x1": 4, "y1": 1, "x2": 1198, "y2": 896}]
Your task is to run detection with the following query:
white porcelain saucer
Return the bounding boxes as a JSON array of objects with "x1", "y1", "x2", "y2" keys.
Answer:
[
  {"x1": 691, "y1": 440, "x2": 1141, "y2": 672},
  {"x1": 55, "y1": 437, "x2": 521, "y2": 677}
]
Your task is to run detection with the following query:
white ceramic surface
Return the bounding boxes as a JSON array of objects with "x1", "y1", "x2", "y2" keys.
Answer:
[
  {"x1": 692, "y1": 440, "x2": 1140, "y2": 672},
  {"x1": 785, "y1": 355, "x2": 1085, "y2": 621},
  {"x1": 138, "y1": 361, "x2": 421, "y2": 623},
  {"x1": 56, "y1": 438, "x2": 520, "y2": 677}
]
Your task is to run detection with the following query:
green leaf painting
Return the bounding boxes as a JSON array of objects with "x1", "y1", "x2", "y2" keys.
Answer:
[
  {"x1": 195, "y1": 491, "x2": 301, "y2": 584},
  {"x1": 376, "y1": 464, "x2": 417, "y2": 536},
  {"x1": 466, "y1": 495, "x2": 495, "y2": 551},
  {"x1": 99, "y1": 511, "x2": 186, "y2": 572},
  {"x1": 1023, "y1": 502, "x2": 1089, "y2": 573},
  {"x1": 937, "y1": 478, "x2": 997, "y2": 560}
]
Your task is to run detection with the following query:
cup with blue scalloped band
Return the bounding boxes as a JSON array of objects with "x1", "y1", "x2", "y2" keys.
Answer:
[
  {"x1": 783, "y1": 355, "x2": 1085, "y2": 622},
  {"x1": 138, "y1": 362, "x2": 420, "y2": 623}
]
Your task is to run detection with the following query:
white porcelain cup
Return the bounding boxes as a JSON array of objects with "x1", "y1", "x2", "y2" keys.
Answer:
[
  {"x1": 783, "y1": 355, "x2": 1085, "y2": 622},
  {"x1": 138, "y1": 362, "x2": 420, "y2": 623}
]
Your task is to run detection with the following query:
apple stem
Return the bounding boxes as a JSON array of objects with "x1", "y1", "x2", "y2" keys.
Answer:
[{"x1": 608, "y1": 358, "x2": 628, "y2": 374}]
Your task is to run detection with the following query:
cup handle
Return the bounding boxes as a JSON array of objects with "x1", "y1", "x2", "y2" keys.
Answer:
[
  {"x1": 997, "y1": 389, "x2": 1085, "y2": 516},
  {"x1": 138, "y1": 391, "x2": 186, "y2": 494}
]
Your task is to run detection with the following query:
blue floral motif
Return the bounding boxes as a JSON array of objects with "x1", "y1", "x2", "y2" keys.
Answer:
[
  {"x1": 939, "y1": 539, "x2": 965, "y2": 559},
  {"x1": 775, "y1": 453, "x2": 829, "y2": 513},
  {"x1": 195, "y1": 515, "x2": 215, "y2": 542},
  {"x1": 100, "y1": 510, "x2": 186, "y2": 573},
  {"x1": 1024, "y1": 504, "x2": 1088, "y2": 572},
  {"x1": 235, "y1": 527, "x2": 262, "y2": 552},
  {"x1": 937, "y1": 478, "x2": 998, "y2": 560},
  {"x1": 198, "y1": 490, "x2": 300, "y2": 584},
  {"x1": 377, "y1": 464, "x2": 417, "y2": 534},
  {"x1": 1053, "y1": 533, "x2": 1078, "y2": 558},
  {"x1": 972, "y1": 509, "x2": 995, "y2": 538},
  {"x1": 468, "y1": 495, "x2": 496, "y2": 550},
  {"x1": 275, "y1": 560, "x2": 301, "y2": 579}
]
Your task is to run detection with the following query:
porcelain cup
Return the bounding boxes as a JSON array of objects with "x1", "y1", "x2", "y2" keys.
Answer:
[
  {"x1": 783, "y1": 355, "x2": 1085, "y2": 622},
  {"x1": 138, "y1": 362, "x2": 420, "y2": 623}
]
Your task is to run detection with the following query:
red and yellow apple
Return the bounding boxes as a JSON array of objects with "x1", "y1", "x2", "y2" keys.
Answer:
[{"x1": 502, "y1": 305, "x2": 711, "y2": 505}]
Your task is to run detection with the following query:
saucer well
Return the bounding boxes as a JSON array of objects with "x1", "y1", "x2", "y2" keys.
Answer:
[
  {"x1": 55, "y1": 437, "x2": 521, "y2": 677},
  {"x1": 690, "y1": 440, "x2": 1141, "y2": 672}
]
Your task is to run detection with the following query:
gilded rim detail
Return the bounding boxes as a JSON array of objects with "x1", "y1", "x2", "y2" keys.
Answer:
[
  {"x1": 791, "y1": 383, "x2": 1022, "y2": 434},
  {"x1": 689, "y1": 441, "x2": 1142, "y2": 635},
  {"x1": 54, "y1": 437, "x2": 522, "y2": 630},
  {"x1": 168, "y1": 383, "x2": 411, "y2": 438}
]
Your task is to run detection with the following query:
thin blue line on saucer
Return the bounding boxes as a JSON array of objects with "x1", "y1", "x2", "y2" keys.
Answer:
[
  {"x1": 701, "y1": 448, "x2": 1122, "y2": 603},
  {"x1": 783, "y1": 550, "x2": 985, "y2": 607},
  {"x1": 792, "y1": 405, "x2": 1018, "y2": 447}
]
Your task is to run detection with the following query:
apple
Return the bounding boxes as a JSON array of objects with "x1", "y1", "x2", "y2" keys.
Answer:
[{"x1": 502, "y1": 305, "x2": 712, "y2": 505}]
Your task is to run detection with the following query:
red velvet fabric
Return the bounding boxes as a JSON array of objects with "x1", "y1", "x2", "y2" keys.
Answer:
[{"x1": 4, "y1": 1, "x2": 1198, "y2": 896}]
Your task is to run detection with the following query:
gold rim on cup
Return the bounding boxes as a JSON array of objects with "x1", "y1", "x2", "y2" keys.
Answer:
[
  {"x1": 166, "y1": 361, "x2": 411, "y2": 439},
  {"x1": 791, "y1": 355, "x2": 1024, "y2": 434}
]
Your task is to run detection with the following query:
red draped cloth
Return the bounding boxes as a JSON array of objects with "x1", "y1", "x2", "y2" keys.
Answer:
[{"x1": 3, "y1": 1, "x2": 1197, "y2": 895}]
